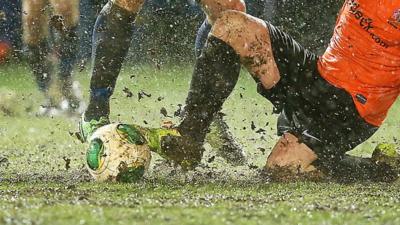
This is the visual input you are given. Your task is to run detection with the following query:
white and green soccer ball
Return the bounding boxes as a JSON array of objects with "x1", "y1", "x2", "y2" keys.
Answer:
[{"x1": 86, "y1": 123, "x2": 152, "y2": 182}]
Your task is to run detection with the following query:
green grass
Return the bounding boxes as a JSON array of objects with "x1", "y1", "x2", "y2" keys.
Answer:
[{"x1": 0, "y1": 63, "x2": 400, "y2": 225}]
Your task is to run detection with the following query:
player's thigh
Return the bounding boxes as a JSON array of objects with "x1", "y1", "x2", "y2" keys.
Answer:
[
  {"x1": 211, "y1": 10, "x2": 280, "y2": 89},
  {"x1": 22, "y1": 0, "x2": 49, "y2": 45},
  {"x1": 111, "y1": 0, "x2": 145, "y2": 13},
  {"x1": 50, "y1": 0, "x2": 80, "y2": 28}
]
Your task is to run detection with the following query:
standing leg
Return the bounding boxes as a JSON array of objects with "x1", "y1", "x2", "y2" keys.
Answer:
[
  {"x1": 80, "y1": 0, "x2": 144, "y2": 141},
  {"x1": 84, "y1": 0, "x2": 144, "y2": 121},
  {"x1": 50, "y1": 0, "x2": 81, "y2": 112},
  {"x1": 22, "y1": 0, "x2": 54, "y2": 112}
]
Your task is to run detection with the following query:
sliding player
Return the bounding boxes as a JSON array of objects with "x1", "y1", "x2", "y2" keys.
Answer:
[{"x1": 164, "y1": 0, "x2": 400, "y2": 180}]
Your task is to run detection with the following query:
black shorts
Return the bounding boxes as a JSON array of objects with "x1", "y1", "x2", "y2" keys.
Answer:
[{"x1": 257, "y1": 21, "x2": 379, "y2": 167}]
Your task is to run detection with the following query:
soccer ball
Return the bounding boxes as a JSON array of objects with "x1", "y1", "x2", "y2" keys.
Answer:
[{"x1": 86, "y1": 123, "x2": 152, "y2": 182}]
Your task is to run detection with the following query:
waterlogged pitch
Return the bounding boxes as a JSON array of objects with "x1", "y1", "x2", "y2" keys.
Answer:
[{"x1": 1, "y1": 64, "x2": 400, "y2": 225}]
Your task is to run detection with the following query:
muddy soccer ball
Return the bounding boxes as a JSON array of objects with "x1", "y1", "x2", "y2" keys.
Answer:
[{"x1": 86, "y1": 123, "x2": 152, "y2": 182}]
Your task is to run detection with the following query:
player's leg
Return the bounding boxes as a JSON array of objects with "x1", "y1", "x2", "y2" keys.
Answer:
[
  {"x1": 161, "y1": 33, "x2": 241, "y2": 169},
  {"x1": 194, "y1": 1, "x2": 248, "y2": 165},
  {"x1": 195, "y1": 1, "x2": 279, "y2": 166},
  {"x1": 162, "y1": 11, "x2": 277, "y2": 168},
  {"x1": 80, "y1": 0, "x2": 144, "y2": 141},
  {"x1": 210, "y1": 11, "x2": 280, "y2": 89},
  {"x1": 22, "y1": 0, "x2": 54, "y2": 111},
  {"x1": 50, "y1": 0, "x2": 81, "y2": 111}
]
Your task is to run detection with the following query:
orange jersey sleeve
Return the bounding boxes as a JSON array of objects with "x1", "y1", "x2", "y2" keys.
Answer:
[{"x1": 318, "y1": 0, "x2": 400, "y2": 126}]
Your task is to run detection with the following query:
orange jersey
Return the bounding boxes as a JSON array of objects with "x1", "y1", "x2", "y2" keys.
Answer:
[{"x1": 318, "y1": 0, "x2": 400, "y2": 126}]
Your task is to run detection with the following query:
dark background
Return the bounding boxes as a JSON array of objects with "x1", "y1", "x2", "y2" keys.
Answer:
[{"x1": 0, "y1": 0, "x2": 343, "y2": 63}]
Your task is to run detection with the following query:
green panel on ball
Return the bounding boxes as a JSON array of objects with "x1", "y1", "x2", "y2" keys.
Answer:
[
  {"x1": 86, "y1": 138, "x2": 104, "y2": 170},
  {"x1": 117, "y1": 124, "x2": 145, "y2": 145},
  {"x1": 116, "y1": 166, "x2": 145, "y2": 183}
]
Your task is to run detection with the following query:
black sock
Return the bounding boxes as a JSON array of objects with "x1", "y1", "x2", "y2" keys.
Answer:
[
  {"x1": 85, "y1": 2, "x2": 136, "y2": 121},
  {"x1": 56, "y1": 26, "x2": 80, "y2": 107},
  {"x1": 26, "y1": 41, "x2": 52, "y2": 93},
  {"x1": 179, "y1": 36, "x2": 241, "y2": 142}
]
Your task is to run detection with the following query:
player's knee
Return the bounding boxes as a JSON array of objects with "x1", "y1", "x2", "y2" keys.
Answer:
[
  {"x1": 111, "y1": 0, "x2": 145, "y2": 13},
  {"x1": 210, "y1": 10, "x2": 250, "y2": 48},
  {"x1": 211, "y1": 11, "x2": 280, "y2": 88},
  {"x1": 200, "y1": 0, "x2": 246, "y2": 24}
]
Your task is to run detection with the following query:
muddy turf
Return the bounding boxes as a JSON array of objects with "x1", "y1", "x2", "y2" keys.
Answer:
[{"x1": 1, "y1": 64, "x2": 400, "y2": 225}]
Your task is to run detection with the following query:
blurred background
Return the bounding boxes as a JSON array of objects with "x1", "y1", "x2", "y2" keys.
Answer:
[{"x1": 0, "y1": 0, "x2": 342, "y2": 65}]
